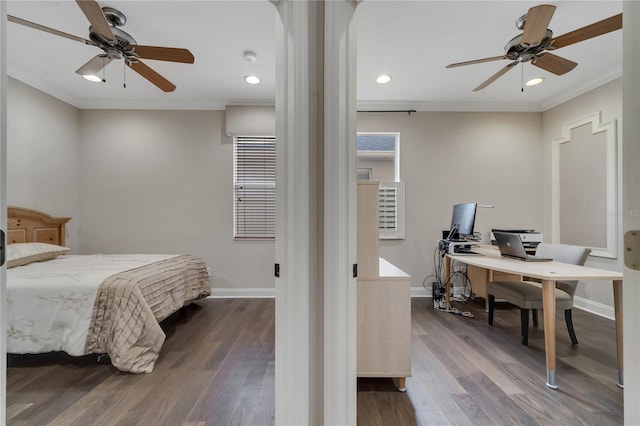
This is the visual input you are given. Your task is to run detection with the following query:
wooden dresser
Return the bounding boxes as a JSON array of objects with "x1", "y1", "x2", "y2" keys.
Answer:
[{"x1": 357, "y1": 181, "x2": 412, "y2": 391}]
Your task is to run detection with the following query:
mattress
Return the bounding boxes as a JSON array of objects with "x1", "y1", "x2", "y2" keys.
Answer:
[{"x1": 7, "y1": 253, "x2": 211, "y2": 372}]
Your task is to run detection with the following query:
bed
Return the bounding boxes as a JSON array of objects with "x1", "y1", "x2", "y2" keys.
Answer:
[{"x1": 6, "y1": 206, "x2": 211, "y2": 373}]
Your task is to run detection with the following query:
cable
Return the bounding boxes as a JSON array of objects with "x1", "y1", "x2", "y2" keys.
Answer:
[
  {"x1": 435, "y1": 306, "x2": 474, "y2": 318},
  {"x1": 449, "y1": 260, "x2": 473, "y2": 303},
  {"x1": 426, "y1": 241, "x2": 476, "y2": 318}
]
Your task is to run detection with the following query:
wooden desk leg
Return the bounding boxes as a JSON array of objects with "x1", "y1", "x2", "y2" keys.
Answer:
[
  {"x1": 444, "y1": 256, "x2": 451, "y2": 308},
  {"x1": 397, "y1": 377, "x2": 407, "y2": 392},
  {"x1": 613, "y1": 279, "x2": 624, "y2": 388},
  {"x1": 541, "y1": 279, "x2": 558, "y2": 389}
]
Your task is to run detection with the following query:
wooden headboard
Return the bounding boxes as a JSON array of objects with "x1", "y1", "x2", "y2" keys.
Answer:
[{"x1": 7, "y1": 206, "x2": 71, "y2": 246}]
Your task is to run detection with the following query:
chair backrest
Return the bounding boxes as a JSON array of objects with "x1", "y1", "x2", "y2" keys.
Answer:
[{"x1": 535, "y1": 243, "x2": 592, "y2": 297}]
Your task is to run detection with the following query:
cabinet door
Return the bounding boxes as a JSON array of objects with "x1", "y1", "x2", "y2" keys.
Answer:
[{"x1": 357, "y1": 278, "x2": 411, "y2": 377}]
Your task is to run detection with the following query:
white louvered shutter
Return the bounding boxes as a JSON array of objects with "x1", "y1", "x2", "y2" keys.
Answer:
[
  {"x1": 379, "y1": 186, "x2": 397, "y2": 230},
  {"x1": 379, "y1": 182, "x2": 405, "y2": 239}
]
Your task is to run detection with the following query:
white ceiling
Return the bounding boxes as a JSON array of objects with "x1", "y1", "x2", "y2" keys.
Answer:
[{"x1": 6, "y1": 1, "x2": 623, "y2": 111}]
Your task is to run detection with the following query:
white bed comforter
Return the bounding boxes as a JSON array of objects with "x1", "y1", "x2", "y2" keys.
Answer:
[{"x1": 6, "y1": 254, "x2": 177, "y2": 356}]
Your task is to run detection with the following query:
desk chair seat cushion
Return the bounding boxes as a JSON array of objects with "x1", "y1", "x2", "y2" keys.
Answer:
[
  {"x1": 534, "y1": 243, "x2": 591, "y2": 298},
  {"x1": 487, "y1": 243, "x2": 591, "y2": 346},
  {"x1": 486, "y1": 281, "x2": 573, "y2": 311}
]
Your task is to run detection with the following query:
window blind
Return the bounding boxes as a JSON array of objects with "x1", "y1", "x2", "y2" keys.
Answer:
[{"x1": 233, "y1": 136, "x2": 276, "y2": 239}]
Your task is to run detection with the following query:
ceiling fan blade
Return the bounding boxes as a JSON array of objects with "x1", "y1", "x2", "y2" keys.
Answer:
[
  {"x1": 75, "y1": 0, "x2": 116, "y2": 42},
  {"x1": 446, "y1": 55, "x2": 507, "y2": 68},
  {"x1": 473, "y1": 61, "x2": 519, "y2": 92},
  {"x1": 75, "y1": 55, "x2": 114, "y2": 76},
  {"x1": 551, "y1": 13, "x2": 622, "y2": 49},
  {"x1": 522, "y1": 4, "x2": 556, "y2": 47},
  {"x1": 532, "y1": 52, "x2": 577, "y2": 75},
  {"x1": 131, "y1": 45, "x2": 195, "y2": 64},
  {"x1": 8, "y1": 15, "x2": 94, "y2": 45},
  {"x1": 127, "y1": 60, "x2": 176, "y2": 92}
]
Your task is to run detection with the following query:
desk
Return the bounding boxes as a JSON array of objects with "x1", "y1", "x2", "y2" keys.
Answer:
[{"x1": 445, "y1": 247, "x2": 623, "y2": 389}]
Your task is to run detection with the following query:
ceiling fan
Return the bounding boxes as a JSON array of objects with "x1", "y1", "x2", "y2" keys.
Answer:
[
  {"x1": 8, "y1": 0, "x2": 195, "y2": 92},
  {"x1": 446, "y1": 4, "x2": 622, "y2": 92}
]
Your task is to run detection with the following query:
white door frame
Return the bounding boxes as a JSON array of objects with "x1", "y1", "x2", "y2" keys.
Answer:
[
  {"x1": 622, "y1": 2, "x2": 640, "y2": 424},
  {"x1": 1, "y1": 1, "x2": 8, "y2": 424},
  {"x1": 323, "y1": 1, "x2": 358, "y2": 424},
  {"x1": 274, "y1": 0, "x2": 357, "y2": 424}
]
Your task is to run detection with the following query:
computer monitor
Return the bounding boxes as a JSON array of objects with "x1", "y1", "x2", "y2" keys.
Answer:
[{"x1": 447, "y1": 202, "x2": 477, "y2": 241}]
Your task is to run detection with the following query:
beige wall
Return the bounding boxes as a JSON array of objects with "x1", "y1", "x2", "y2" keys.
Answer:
[
  {"x1": 542, "y1": 78, "x2": 623, "y2": 310},
  {"x1": 356, "y1": 157, "x2": 394, "y2": 181},
  {"x1": 358, "y1": 111, "x2": 544, "y2": 293},
  {"x1": 77, "y1": 109, "x2": 275, "y2": 290},
  {"x1": 7, "y1": 78, "x2": 82, "y2": 253},
  {"x1": 7, "y1": 81, "x2": 274, "y2": 291},
  {"x1": 7, "y1": 77, "x2": 622, "y2": 308}
]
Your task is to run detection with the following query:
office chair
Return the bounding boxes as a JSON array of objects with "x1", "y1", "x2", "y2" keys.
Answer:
[{"x1": 487, "y1": 243, "x2": 591, "y2": 346}]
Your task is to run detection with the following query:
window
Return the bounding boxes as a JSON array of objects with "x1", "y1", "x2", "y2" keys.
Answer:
[
  {"x1": 233, "y1": 136, "x2": 276, "y2": 239},
  {"x1": 357, "y1": 132, "x2": 404, "y2": 239},
  {"x1": 356, "y1": 133, "x2": 399, "y2": 181}
]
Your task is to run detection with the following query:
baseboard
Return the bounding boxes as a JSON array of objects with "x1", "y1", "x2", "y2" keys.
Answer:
[
  {"x1": 410, "y1": 286, "x2": 467, "y2": 298},
  {"x1": 573, "y1": 296, "x2": 615, "y2": 320},
  {"x1": 209, "y1": 288, "x2": 276, "y2": 298},
  {"x1": 411, "y1": 289, "x2": 614, "y2": 320},
  {"x1": 411, "y1": 287, "x2": 431, "y2": 298},
  {"x1": 209, "y1": 288, "x2": 614, "y2": 320},
  {"x1": 212, "y1": 287, "x2": 433, "y2": 298}
]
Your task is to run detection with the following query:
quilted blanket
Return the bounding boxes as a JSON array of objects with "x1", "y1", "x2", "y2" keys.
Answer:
[{"x1": 84, "y1": 254, "x2": 211, "y2": 373}]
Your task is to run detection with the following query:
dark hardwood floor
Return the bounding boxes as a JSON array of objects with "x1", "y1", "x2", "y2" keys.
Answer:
[
  {"x1": 6, "y1": 298, "x2": 275, "y2": 426},
  {"x1": 360, "y1": 298, "x2": 622, "y2": 425},
  {"x1": 6, "y1": 297, "x2": 622, "y2": 425}
]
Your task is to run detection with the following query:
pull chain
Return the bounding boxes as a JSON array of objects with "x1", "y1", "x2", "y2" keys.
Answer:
[
  {"x1": 101, "y1": 56, "x2": 106, "y2": 83},
  {"x1": 123, "y1": 61, "x2": 127, "y2": 89},
  {"x1": 521, "y1": 62, "x2": 524, "y2": 93}
]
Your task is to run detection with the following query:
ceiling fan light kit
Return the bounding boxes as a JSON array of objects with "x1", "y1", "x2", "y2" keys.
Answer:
[
  {"x1": 8, "y1": 0, "x2": 195, "y2": 93},
  {"x1": 526, "y1": 77, "x2": 545, "y2": 87},
  {"x1": 446, "y1": 4, "x2": 622, "y2": 91},
  {"x1": 82, "y1": 74, "x2": 102, "y2": 83}
]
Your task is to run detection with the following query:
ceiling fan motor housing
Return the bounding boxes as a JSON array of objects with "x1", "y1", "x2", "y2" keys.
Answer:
[
  {"x1": 504, "y1": 29, "x2": 553, "y2": 62},
  {"x1": 89, "y1": 26, "x2": 137, "y2": 60}
]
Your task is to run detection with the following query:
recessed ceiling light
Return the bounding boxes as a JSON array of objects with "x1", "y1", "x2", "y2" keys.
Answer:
[
  {"x1": 376, "y1": 74, "x2": 392, "y2": 84},
  {"x1": 525, "y1": 77, "x2": 545, "y2": 87},
  {"x1": 82, "y1": 74, "x2": 102, "y2": 83},
  {"x1": 245, "y1": 75, "x2": 261, "y2": 85}
]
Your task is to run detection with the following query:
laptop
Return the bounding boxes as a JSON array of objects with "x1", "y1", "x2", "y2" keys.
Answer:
[{"x1": 494, "y1": 231, "x2": 553, "y2": 262}]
